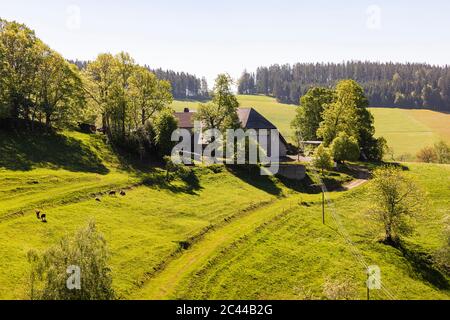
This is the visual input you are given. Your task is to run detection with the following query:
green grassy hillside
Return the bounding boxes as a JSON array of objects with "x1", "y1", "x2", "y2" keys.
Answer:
[
  {"x1": 0, "y1": 129, "x2": 448, "y2": 300},
  {"x1": 0, "y1": 129, "x2": 327, "y2": 299},
  {"x1": 165, "y1": 163, "x2": 450, "y2": 300},
  {"x1": 370, "y1": 108, "x2": 450, "y2": 158},
  {"x1": 172, "y1": 96, "x2": 450, "y2": 160}
]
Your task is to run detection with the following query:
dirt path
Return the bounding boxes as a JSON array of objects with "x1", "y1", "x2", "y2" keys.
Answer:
[
  {"x1": 343, "y1": 178, "x2": 368, "y2": 190},
  {"x1": 342, "y1": 164, "x2": 370, "y2": 190}
]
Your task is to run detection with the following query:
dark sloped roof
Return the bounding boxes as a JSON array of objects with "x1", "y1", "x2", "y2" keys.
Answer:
[
  {"x1": 237, "y1": 108, "x2": 277, "y2": 130},
  {"x1": 174, "y1": 112, "x2": 195, "y2": 129},
  {"x1": 174, "y1": 108, "x2": 284, "y2": 144}
]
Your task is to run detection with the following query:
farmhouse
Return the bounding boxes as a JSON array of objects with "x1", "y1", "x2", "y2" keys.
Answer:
[{"x1": 174, "y1": 108, "x2": 288, "y2": 158}]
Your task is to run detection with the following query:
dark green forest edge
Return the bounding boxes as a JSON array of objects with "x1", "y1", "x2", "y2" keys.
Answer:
[{"x1": 238, "y1": 62, "x2": 450, "y2": 111}]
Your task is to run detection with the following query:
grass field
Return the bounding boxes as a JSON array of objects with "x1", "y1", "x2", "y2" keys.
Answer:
[
  {"x1": 133, "y1": 164, "x2": 450, "y2": 300},
  {"x1": 0, "y1": 127, "x2": 449, "y2": 300},
  {"x1": 370, "y1": 108, "x2": 450, "y2": 159},
  {"x1": 173, "y1": 96, "x2": 450, "y2": 160},
  {"x1": 0, "y1": 129, "x2": 335, "y2": 299},
  {"x1": 165, "y1": 163, "x2": 450, "y2": 300}
]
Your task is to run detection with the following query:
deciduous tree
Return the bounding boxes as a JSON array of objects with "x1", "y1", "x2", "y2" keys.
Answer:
[
  {"x1": 27, "y1": 221, "x2": 115, "y2": 300},
  {"x1": 291, "y1": 87, "x2": 335, "y2": 141},
  {"x1": 368, "y1": 166, "x2": 424, "y2": 245},
  {"x1": 196, "y1": 74, "x2": 240, "y2": 131},
  {"x1": 312, "y1": 145, "x2": 334, "y2": 175},
  {"x1": 129, "y1": 66, "x2": 173, "y2": 127},
  {"x1": 330, "y1": 132, "x2": 360, "y2": 162}
]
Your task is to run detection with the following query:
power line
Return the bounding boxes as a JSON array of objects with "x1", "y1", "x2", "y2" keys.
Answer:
[{"x1": 312, "y1": 169, "x2": 398, "y2": 300}]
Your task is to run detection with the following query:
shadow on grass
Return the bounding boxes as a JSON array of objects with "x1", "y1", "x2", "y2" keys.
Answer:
[
  {"x1": 277, "y1": 174, "x2": 322, "y2": 194},
  {"x1": 142, "y1": 168, "x2": 202, "y2": 195},
  {"x1": 226, "y1": 165, "x2": 283, "y2": 196},
  {"x1": 0, "y1": 130, "x2": 109, "y2": 174},
  {"x1": 396, "y1": 240, "x2": 450, "y2": 290}
]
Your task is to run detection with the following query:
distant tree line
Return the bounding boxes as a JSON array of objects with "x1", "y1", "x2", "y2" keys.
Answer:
[
  {"x1": 70, "y1": 60, "x2": 209, "y2": 101},
  {"x1": 238, "y1": 62, "x2": 450, "y2": 111},
  {"x1": 148, "y1": 68, "x2": 209, "y2": 101}
]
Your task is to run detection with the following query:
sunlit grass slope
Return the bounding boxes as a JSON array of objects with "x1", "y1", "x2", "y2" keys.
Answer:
[{"x1": 169, "y1": 163, "x2": 450, "y2": 300}]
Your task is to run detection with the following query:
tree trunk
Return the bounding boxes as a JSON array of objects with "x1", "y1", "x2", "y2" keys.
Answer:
[{"x1": 45, "y1": 113, "x2": 51, "y2": 130}]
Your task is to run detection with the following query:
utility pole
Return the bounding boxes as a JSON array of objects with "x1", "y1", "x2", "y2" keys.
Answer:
[{"x1": 322, "y1": 189, "x2": 325, "y2": 225}]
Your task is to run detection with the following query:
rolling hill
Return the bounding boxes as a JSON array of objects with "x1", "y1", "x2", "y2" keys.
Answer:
[{"x1": 0, "y1": 129, "x2": 449, "y2": 300}]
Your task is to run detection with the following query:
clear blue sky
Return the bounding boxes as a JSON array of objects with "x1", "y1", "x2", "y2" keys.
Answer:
[{"x1": 1, "y1": 0, "x2": 449, "y2": 86}]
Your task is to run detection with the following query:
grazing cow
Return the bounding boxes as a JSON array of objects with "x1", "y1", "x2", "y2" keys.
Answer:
[
  {"x1": 109, "y1": 191, "x2": 117, "y2": 196},
  {"x1": 35, "y1": 210, "x2": 41, "y2": 219},
  {"x1": 41, "y1": 214, "x2": 47, "y2": 223},
  {"x1": 120, "y1": 190, "x2": 126, "y2": 196}
]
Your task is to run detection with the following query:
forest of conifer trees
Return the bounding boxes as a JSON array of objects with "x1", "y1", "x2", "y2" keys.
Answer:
[
  {"x1": 70, "y1": 60, "x2": 209, "y2": 101},
  {"x1": 238, "y1": 62, "x2": 450, "y2": 111}
]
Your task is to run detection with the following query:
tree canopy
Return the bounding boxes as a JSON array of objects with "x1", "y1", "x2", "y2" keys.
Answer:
[
  {"x1": 0, "y1": 19, "x2": 84, "y2": 128},
  {"x1": 196, "y1": 74, "x2": 241, "y2": 131}
]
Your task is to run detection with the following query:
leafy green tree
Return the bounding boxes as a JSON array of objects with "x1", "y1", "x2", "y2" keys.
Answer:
[
  {"x1": 0, "y1": 19, "x2": 43, "y2": 120},
  {"x1": 292, "y1": 87, "x2": 335, "y2": 141},
  {"x1": 27, "y1": 221, "x2": 115, "y2": 300},
  {"x1": 317, "y1": 80, "x2": 362, "y2": 145},
  {"x1": 317, "y1": 80, "x2": 382, "y2": 161},
  {"x1": 196, "y1": 74, "x2": 240, "y2": 131},
  {"x1": 368, "y1": 166, "x2": 424, "y2": 245},
  {"x1": 110, "y1": 52, "x2": 136, "y2": 141},
  {"x1": 154, "y1": 110, "x2": 179, "y2": 157},
  {"x1": 35, "y1": 48, "x2": 84, "y2": 128},
  {"x1": 330, "y1": 132, "x2": 360, "y2": 162},
  {"x1": 434, "y1": 140, "x2": 450, "y2": 164},
  {"x1": 83, "y1": 53, "x2": 117, "y2": 132},
  {"x1": 317, "y1": 80, "x2": 361, "y2": 146},
  {"x1": 129, "y1": 66, "x2": 173, "y2": 127},
  {"x1": 312, "y1": 145, "x2": 334, "y2": 175}
]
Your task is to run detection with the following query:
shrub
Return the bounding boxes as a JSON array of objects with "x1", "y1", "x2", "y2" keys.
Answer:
[
  {"x1": 312, "y1": 145, "x2": 334, "y2": 174},
  {"x1": 323, "y1": 277, "x2": 358, "y2": 300},
  {"x1": 164, "y1": 155, "x2": 190, "y2": 181},
  {"x1": 434, "y1": 215, "x2": 450, "y2": 274},
  {"x1": 330, "y1": 132, "x2": 360, "y2": 162},
  {"x1": 416, "y1": 146, "x2": 438, "y2": 163},
  {"x1": 27, "y1": 221, "x2": 115, "y2": 300},
  {"x1": 434, "y1": 140, "x2": 450, "y2": 164}
]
